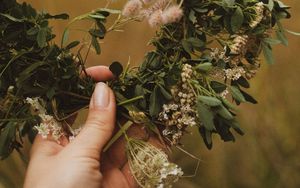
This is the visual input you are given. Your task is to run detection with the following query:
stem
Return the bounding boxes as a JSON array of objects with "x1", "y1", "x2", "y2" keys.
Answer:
[{"x1": 117, "y1": 95, "x2": 144, "y2": 106}]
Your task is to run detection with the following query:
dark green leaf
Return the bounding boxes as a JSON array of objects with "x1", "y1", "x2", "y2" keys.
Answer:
[
  {"x1": 236, "y1": 76, "x2": 250, "y2": 88},
  {"x1": 109, "y1": 61, "x2": 123, "y2": 77},
  {"x1": 217, "y1": 105, "x2": 234, "y2": 120},
  {"x1": 149, "y1": 86, "x2": 162, "y2": 117},
  {"x1": 210, "y1": 81, "x2": 227, "y2": 93},
  {"x1": 91, "y1": 36, "x2": 101, "y2": 54},
  {"x1": 240, "y1": 90, "x2": 258, "y2": 104},
  {"x1": 198, "y1": 96, "x2": 222, "y2": 106},
  {"x1": 37, "y1": 28, "x2": 47, "y2": 48},
  {"x1": 199, "y1": 127, "x2": 213, "y2": 149},
  {"x1": 262, "y1": 43, "x2": 275, "y2": 64},
  {"x1": 26, "y1": 27, "x2": 39, "y2": 36},
  {"x1": 159, "y1": 85, "x2": 173, "y2": 100},
  {"x1": 230, "y1": 86, "x2": 246, "y2": 102},
  {"x1": 89, "y1": 29, "x2": 105, "y2": 39},
  {"x1": 231, "y1": 7, "x2": 244, "y2": 32},
  {"x1": 44, "y1": 13, "x2": 69, "y2": 20},
  {"x1": 65, "y1": 41, "x2": 80, "y2": 50},
  {"x1": 196, "y1": 102, "x2": 215, "y2": 131},
  {"x1": 195, "y1": 63, "x2": 212, "y2": 72}
]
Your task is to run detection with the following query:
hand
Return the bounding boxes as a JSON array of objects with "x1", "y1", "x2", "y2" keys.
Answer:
[{"x1": 24, "y1": 66, "x2": 151, "y2": 188}]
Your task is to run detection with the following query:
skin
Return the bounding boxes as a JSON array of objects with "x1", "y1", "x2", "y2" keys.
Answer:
[{"x1": 24, "y1": 66, "x2": 164, "y2": 188}]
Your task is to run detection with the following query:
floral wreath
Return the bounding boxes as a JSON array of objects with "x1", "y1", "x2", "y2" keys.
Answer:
[{"x1": 0, "y1": 0, "x2": 297, "y2": 187}]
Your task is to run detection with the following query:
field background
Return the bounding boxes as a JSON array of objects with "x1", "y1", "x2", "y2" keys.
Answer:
[{"x1": 1, "y1": 0, "x2": 300, "y2": 187}]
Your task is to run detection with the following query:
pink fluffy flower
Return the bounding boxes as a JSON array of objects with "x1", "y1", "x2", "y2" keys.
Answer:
[
  {"x1": 122, "y1": 0, "x2": 143, "y2": 17},
  {"x1": 148, "y1": 10, "x2": 163, "y2": 27},
  {"x1": 162, "y1": 5, "x2": 183, "y2": 24}
]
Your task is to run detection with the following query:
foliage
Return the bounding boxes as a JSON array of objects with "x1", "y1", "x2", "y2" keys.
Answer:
[{"x1": 0, "y1": 0, "x2": 293, "y2": 161}]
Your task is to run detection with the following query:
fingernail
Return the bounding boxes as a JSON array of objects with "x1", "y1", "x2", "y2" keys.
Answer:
[{"x1": 93, "y1": 83, "x2": 110, "y2": 108}]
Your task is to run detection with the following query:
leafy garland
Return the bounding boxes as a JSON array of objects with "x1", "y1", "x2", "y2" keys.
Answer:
[{"x1": 0, "y1": 0, "x2": 296, "y2": 186}]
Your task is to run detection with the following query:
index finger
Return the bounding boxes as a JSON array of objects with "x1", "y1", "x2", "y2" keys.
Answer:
[{"x1": 85, "y1": 66, "x2": 114, "y2": 81}]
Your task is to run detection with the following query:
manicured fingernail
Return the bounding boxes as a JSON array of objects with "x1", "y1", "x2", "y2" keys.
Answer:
[{"x1": 93, "y1": 83, "x2": 110, "y2": 108}]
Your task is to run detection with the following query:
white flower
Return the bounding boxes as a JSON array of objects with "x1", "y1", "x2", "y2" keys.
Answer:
[
  {"x1": 220, "y1": 89, "x2": 229, "y2": 98},
  {"x1": 122, "y1": 0, "x2": 143, "y2": 17},
  {"x1": 148, "y1": 10, "x2": 163, "y2": 27},
  {"x1": 249, "y1": 2, "x2": 264, "y2": 28},
  {"x1": 161, "y1": 6, "x2": 183, "y2": 24},
  {"x1": 126, "y1": 139, "x2": 183, "y2": 188},
  {"x1": 26, "y1": 97, "x2": 63, "y2": 142},
  {"x1": 230, "y1": 35, "x2": 248, "y2": 54},
  {"x1": 224, "y1": 67, "x2": 246, "y2": 80}
]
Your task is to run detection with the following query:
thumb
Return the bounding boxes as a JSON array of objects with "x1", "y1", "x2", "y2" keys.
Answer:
[{"x1": 70, "y1": 82, "x2": 116, "y2": 153}]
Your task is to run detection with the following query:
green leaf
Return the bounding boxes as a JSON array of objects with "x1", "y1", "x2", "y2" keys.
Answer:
[
  {"x1": 263, "y1": 38, "x2": 282, "y2": 45},
  {"x1": 228, "y1": 120, "x2": 244, "y2": 135},
  {"x1": 217, "y1": 105, "x2": 234, "y2": 120},
  {"x1": 149, "y1": 86, "x2": 162, "y2": 117},
  {"x1": 196, "y1": 102, "x2": 215, "y2": 131},
  {"x1": 267, "y1": 0, "x2": 274, "y2": 11},
  {"x1": 198, "y1": 96, "x2": 222, "y2": 106},
  {"x1": 230, "y1": 86, "x2": 246, "y2": 102},
  {"x1": 0, "y1": 124, "x2": 16, "y2": 159},
  {"x1": 37, "y1": 28, "x2": 47, "y2": 48},
  {"x1": 231, "y1": 7, "x2": 244, "y2": 32},
  {"x1": 181, "y1": 40, "x2": 193, "y2": 53},
  {"x1": 17, "y1": 61, "x2": 46, "y2": 84},
  {"x1": 210, "y1": 81, "x2": 227, "y2": 93},
  {"x1": 224, "y1": 0, "x2": 235, "y2": 6},
  {"x1": 195, "y1": 63, "x2": 212, "y2": 72},
  {"x1": 109, "y1": 61, "x2": 123, "y2": 77},
  {"x1": 186, "y1": 37, "x2": 205, "y2": 48},
  {"x1": 65, "y1": 41, "x2": 80, "y2": 50},
  {"x1": 91, "y1": 36, "x2": 101, "y2": 54},
  {"x1": 89, "y1": 14, "x2": 106, "y2": 19},
  {"x1": 221, "y1": 98, "x2": 237, "y2": 111},
  {"x1": 236, "y1": 76, "x2": 250, "y2": 88},
  {"x1": 158, "y1": 85, "x2": 173, "y2": 100},
  {"x1": 240, "y1": 90, "x2": 258, "y2": 104},
  {"x1": 26, "y1": 27, "x2": 39, "y2": 36},
  {"x1": 199, "y1": 127, "x2": 213, "y2": 149},
  {"x1": 61, "y1": 29, "x2": 70, "y2": 47},
  {"x1": 276, "y1": 23, "x2": 288, "y2": 46},
  {"x1": 89, "y1": 29, "x2": 105, "y2": 39},
  {"x1": 96, "y1": 8, "x2": 121, "y2": 14},
  {"x1": 44, "y1": 13, "x2": 69, "y2": 20},
  {"x1": 262, "y1": 43, "x2": 275, "y2": 64}
]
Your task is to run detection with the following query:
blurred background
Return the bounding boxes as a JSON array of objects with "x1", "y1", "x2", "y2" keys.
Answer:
[{"x1": 1, "y1": 0, "x2": 300, "y2": 187}]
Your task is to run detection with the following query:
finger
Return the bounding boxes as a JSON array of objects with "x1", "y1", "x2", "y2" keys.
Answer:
[
  {"x1": 30, "y1": 135, "x2": 65, "y2": 158},
  {"x1": 105, "y1": 123, "x2": 168, "y2": 170},
  {"x1": 85, "y1": 66, "x2": 114, "y2": 81},
  {"x1": 101, "y1": 155, "x2": 131, "y2": 188},
  {"x1": 69, "y1": 82, "x2": 116, "y2": 154},
  {"x1": 121, "y1": 163, "x2": 139, "y2": 188},
  {"x1": 105, "y1": 123, "x2": 148, "y2": 169}
]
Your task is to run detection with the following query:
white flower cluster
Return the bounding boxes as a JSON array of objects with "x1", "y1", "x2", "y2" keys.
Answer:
[
  {"x1": 159, "y1": 64, "x2": 197, "y2": 145},
  {"x1": 220, "y1": 89, "x2": 229, "y2": 98},
  {"x1": 224, "y1": 67, "x2": 246, "y2": 80},
  {"x1": 129, "y1": 110, "x2": 148, "y2": 123},
  {"x1": 26, "y1": 97, "x2": 63, "y2": 141},
  {"x1": 69, "y1": 127, "x2": 82, "y2": 142},
  {"x1": 249, "y1": 2, "x2": 264, "y2": 28},
  {"x1": 127, "y1": 139, "x2": 183, "y2": 188},
  {"x1": 122, "y1": 0, "x2": 183, "y2": 27},
  {"x1": 230, "y1": 35, "x2": 249, "y2": 54},
  {"x1": 210, "y1": 48, "x2": 230, "y2": 63}
]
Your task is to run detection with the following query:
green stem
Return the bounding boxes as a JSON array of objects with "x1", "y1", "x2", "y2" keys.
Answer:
[{"x1": 117, "y1": 95, "x2": 144, "y2": 106}]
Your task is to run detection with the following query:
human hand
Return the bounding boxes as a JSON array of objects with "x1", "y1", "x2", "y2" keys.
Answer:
[{"x1": 24, "y1": 66, "x2": 153, "y2": 188}]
